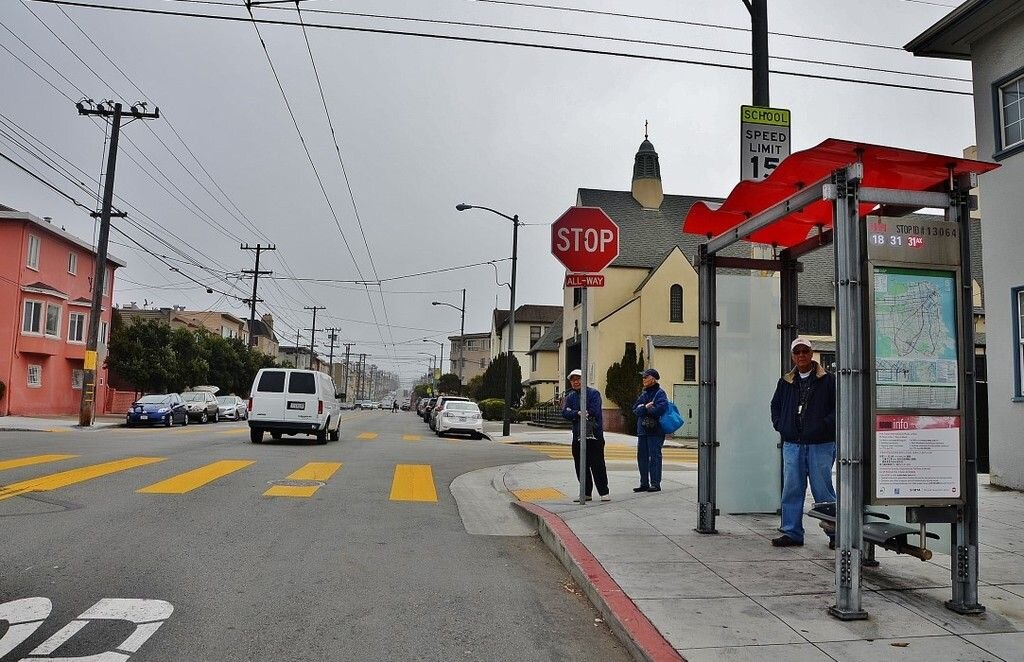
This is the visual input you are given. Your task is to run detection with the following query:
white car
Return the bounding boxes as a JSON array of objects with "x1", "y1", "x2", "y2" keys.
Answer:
[
  {"x1": 247, "y1": 368, "x2": 342, "y2": 444},
  {"x1": 434, "y1": 401, "x2": 484, "y2": 439}
]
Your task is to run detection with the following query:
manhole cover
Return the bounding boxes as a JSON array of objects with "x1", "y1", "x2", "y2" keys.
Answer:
[{"x1": 266, "y1": 479, "x2": 326, "y2": 488}]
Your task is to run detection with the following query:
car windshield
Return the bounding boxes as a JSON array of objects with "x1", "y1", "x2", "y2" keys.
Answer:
[
  {"x1": 181, "y1": 393, "x2": 206, "y2": 402},
  {"x1": 445, "y1": 402, "x2": 479, "y2": 412},
  {"x1": 136, "y1": 395, "x2": 170, "y2": 404},
  {"x1": 216, "y1": 396, "x2": 235, "y2": 404}
]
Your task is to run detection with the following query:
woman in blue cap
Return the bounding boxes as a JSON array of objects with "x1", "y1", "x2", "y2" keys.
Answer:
[{"x1": 632, "y1": 368, "x2": 669, "y2": 492}]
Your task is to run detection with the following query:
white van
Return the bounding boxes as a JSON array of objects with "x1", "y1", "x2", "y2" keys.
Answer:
[{"x1": 247, "y1": 368, "x2": 342, "y2": 444}]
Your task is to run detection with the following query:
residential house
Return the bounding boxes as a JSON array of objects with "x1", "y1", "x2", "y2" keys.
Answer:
[
  {"x1": 908, "y1": 0, "x2": 1024, "y2": 488},
  {"x1": 277, "y1": 345, "x2": 323, "y2": 372},
  {"x1": 525, "y1": 313, "x2": 563, "y2": 402},
  {"x1": 447, "y1": 331, "x2": 491, "y2": 381},
  {"x1": 246, "y1": 313, "x2": 279, "y2": 357},
  {"x1": 118, "y1": 306, "x2": 249, "y2": 345},
  {"x1": 490, "y1": 304, "x2": 562, "y2": 370},
  {"x1": 0, "y1": 205, "x2": 123, "y2": 416}
]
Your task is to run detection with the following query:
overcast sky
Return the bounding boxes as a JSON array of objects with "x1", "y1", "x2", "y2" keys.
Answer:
[{"x1": 0, "y1": 0, "x2": 973, "y2": 382}]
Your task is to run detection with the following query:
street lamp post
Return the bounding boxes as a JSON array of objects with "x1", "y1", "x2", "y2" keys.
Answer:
[
  {"x1": 417, "y1": 352, "x2": 437, "y2": 393},
  {"x1": 432, "y1": 289, "x2": 466, "y2": 388},
  {"x1": 456, "y1": 203, "x2": 519, "y2": 437},
  {"x1": 423, "y1": 339, "x2": 445, "y2": 392}
]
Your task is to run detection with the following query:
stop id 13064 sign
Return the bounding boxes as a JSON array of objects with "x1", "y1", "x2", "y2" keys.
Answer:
[{"x1": 550, "y1": 207, "x2": 620, "y2": 274}]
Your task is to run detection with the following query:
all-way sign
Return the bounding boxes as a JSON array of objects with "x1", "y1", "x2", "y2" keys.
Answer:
[{"x1": 564, "y1": 273, "x2": 605, "y2": 288}]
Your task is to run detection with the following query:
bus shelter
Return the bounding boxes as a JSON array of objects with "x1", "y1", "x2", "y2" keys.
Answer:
[{"x1": 683, "y1": 139, "x2": 998, "y2": 619}]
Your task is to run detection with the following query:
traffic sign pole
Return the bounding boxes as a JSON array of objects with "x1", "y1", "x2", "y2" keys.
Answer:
[{"x1": 578, "y1": 287, "x2": 589, "y2": 506}]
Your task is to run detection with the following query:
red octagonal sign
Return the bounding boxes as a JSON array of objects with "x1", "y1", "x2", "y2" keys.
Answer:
[{"x1": 550, "y1": 206, "x2": 620, "y2": 274}]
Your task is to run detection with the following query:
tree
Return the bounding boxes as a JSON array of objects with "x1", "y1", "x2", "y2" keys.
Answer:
[
  {"x1": 476, "y1": 353, "x2": 523, "y2": 404},
  {"x1": 437, "y1": 372, "x2": 462, "y2": 395},
  {"x1": 605, "y1": 345, "x2": 644, "y2": 433},
  {"x1": 465, "y1": 375, "x2": 484, "y2": 400}
]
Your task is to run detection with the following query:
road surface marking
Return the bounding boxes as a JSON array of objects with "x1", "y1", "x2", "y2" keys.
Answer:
[
  {"x1": 0, "y1": 598, "x2": 51, "y2": 658},
  {"x1": 0, "y1": 457, "x2": 165, "y2": 501},
  {"x1": 389, "y1": 464, "x2": 437, "y2": 502},
  {"x1": 356, "y1": 432, "x2": 378, "y2": 440},
  {"x1": 401, "y1": 434, "x2": 421, "y2": 441},
  {"x1": 216, "y1": 427, "x2": 250, "y2": 435},
  {"x1": 29, "y1": 598, "x2": 174, "y2": 658},
  {"x1": 263, "y1": 462, "x2": 342, "y2": 498},
  {"x1": 511, "y1": 487, "x2": 566, "y2": 502},
  {"x1": 0, "y1": 455, "x2": 77, "y2": 472},
  {"x1": 137, "y1": 460, "x2": 255, "y2": 494}
]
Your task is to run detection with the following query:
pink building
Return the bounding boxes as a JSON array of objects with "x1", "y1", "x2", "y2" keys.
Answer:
[{"x1": 0, "y1": 205, "x2": 124, "y2": 417}]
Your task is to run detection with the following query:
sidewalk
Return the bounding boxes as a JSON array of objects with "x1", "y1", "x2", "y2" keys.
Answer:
[
  {"x1": 0, "y1": 415, "x2": 123, "y2": 432},
  {"x1": 500, "y1": 460, "x2": 1024, "y2": 661},
  {"x1": 483, "y1": 421, "x2": 694, "y2": 448}
]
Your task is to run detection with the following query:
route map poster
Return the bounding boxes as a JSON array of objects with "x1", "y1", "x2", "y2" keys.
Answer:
[
  {"x1": 875, "y1": 415, "x2": 961, "y2": 500},
  {"x1": 874, "y1": 267, "x2": 959, "y2": 410}
]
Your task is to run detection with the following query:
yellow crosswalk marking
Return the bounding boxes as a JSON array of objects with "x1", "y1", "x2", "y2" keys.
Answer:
[
  {"x1": 0, "y1": 454, "x2": 78, "y2": 472},
  {"x1": 357, "y1": 432, "x2": 378, "y2": 440},
  {"x1": 263, "y1": 462, "x2": 342, "y2": 498},
  {"x1": 389, "y1": 464, "x2": 437, "y2": 502},
  {"x1": 0, "y1": 457, "x2": 165, "y2": 501},
  {"x1": 401, "y1": 434, "x2": 421, "y2": 442},
  {"x1": 512, "y1": 487, "x2": 566, "y2": 502},
  {"x1": 137, "y1": 460, "x2": 255, "y2": 494}
]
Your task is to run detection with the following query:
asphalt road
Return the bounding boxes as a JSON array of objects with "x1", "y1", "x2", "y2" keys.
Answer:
[{"x1": 0, "y1": 411, "x2": 630, "y2": 661}]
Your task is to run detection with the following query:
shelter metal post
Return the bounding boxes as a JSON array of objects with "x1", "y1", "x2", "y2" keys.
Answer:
[
  {"x1": 697, "y1": 244, "x2": 718, "y2": 533},
  {"x1": 947, "y1": 174, "x2": 984, "y2": 615},
  {"x1": 829, "y1": 166, "x2": 869, "y2": 621},
  {"x1": 779, "y1": 254, "x2": 799, "y2": 501}
]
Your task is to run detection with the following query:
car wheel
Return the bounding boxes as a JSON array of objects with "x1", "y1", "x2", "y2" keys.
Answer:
[
  {"x1": 165, "y1": 414, "x2": 173, "y2": 428},
  {"x1": 182, "y1": 413, "x2": 189, "y2": 426},
  {"x1": 435, "y1": 428, "x2": 443, "y2": 437},
  {"x1": 126, "y1": 419, "x2": 133, "y2": 428},
  {"x1": 214, "y1": 411, "x2": 220, "y2": 423},
  {"x1": 316, "y1": 428, "x2": 328, "y2": 445},
  {"x1": 271, "y1": 431, "x2": 282, "y2": 441},
  {"x1": 329, "y1": 426, "x2": 340, "y2": 442},
  {"x1": 250, "y1": 428, "x2": 263, "y2": 444},
  {"x1": 200, "y1": 411, "x2": 208, "y2": 424}
]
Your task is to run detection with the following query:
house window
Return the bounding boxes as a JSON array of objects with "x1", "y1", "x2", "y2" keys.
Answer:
[
  {"x1": 68, "y1": 252, "x2": 78, "y2": 275},
  {"x1": 22, "y1": 300, "x2": 43, "y2": 334},
  {"x1": 531, "y1": 353, "x2": 538, "y2": 372},
  {"x1": 68, "y1": 312, "x2": 86, "y2": 343},
  {"x1": 684, "y1": 354, "x2": 696, "y2": 382},
  {"x1": 798, "y1": 306, "x2": 832, "y2": 336},
  {"x1": 1014, "y1": 287, "x2": 1024, "y2": 398},
  {"x1": 45, "y1": 303, "x2": 61, "y2": 337},
  {"x1": 530, "y1": 326, "x2": 542, "y2": 345},
  {"x1": 28, "y1": 364, "x2": 42, "y2": 388},
  {"x1": 72, "y1": 369, "x2": 85, "y2": 390},
  {"x1": 998, "y1": 73, "x2": 1023, "y2": 151},
  {"x1": 100, "y1": 320, "x2": 109, "y2": 345},
  {"x1": 670, "y1": 284, "x2": 683, "y2": 322},
  {"x1": 27, "y1": 234, "x2": 40, "y2": 269},
  {"x1": 573, "y1": 287, "x2": 583, "y2": 306}
]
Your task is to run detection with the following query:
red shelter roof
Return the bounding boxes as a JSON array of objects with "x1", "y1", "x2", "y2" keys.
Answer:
[{"x1": 682, "y1": 139, "x2": 998, "y2": 248}]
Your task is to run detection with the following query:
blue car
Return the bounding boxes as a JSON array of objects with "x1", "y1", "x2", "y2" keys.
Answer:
[{"x1": 126, "y1": 393, "x2": 189, "y2": 427}]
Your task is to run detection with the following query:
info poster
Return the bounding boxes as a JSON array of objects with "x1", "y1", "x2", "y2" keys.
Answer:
[{"x1": 875, "y1": 415, "x2": 961, "y2": 501}]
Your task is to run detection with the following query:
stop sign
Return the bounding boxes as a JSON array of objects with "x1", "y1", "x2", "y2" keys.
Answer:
[{"x1": 550, "y1": 207, "x2": 620, "y2": 274}]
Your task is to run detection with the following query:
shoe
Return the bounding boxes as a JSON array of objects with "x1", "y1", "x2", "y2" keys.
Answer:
[
  {"x1": 633, "y1": 486, "x2": 649, "y2": 493},
  {"x1": 771, "y1": 535, "x2": 803, "y2": 547},
  {"x1": 600, "y1": 494, "x2": 610, "y2": 502},
  {"x1": 648, "y1": 486, "x2": 661, "y2": 492},
  {"x1": 573, "y1": 496, "x2": 594, "y2": 504}
]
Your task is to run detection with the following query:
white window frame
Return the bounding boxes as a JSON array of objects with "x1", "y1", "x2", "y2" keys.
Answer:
[
  {"x1": 100, "y1": 320, "x2": 109, "y2": 345},
  {"x1": 72, "y1": 368, "x2": 85, "y2": 390},
  {"x1": 22, "y1": 300, "x2": 43, "y2": 334},
  {"x1": 1014, "y1": 287, "x2": 1024, "y2": 400},
  {"x1": 68, "y1": 252, "x2": 78, "y2": 275},
  {"x1": 68, "y1": 311, "x2": 87, "y2": 343},
  {"x1": 27, "y1": 234, "x2": 40, "y2": 270},
  {"x1": 999, "y1": 73, "x2": 1024, "y2": 151},
  {"x1": 27, "y1": 364, "x2": 42, "y2": 388},
  {"x1": 45, "y1": 302, "x2": 62, "y2": 338}
]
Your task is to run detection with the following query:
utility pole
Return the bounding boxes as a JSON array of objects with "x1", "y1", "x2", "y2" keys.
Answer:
[
  {"x1": 77, "y1": 100, "x2": 159, "y2": 426},
  {"x1": 342, "y1": 343, "x2": 354, "y2": 402},
  {"x1": 294, "y1": 329, "x2": 303, "y2": 369},
  {"x1": 358, "y1": 354, "x2": 366, "y2": 400},
  {"x1": 325, "y1": 328, "x2": 339, "y2": 381},
  {"x1": 241, "y1": 243, "x2": 275, "y2": 348},
  {"x1": 745, "y1": 0, "x2": 770, "y2": 106},
  {"x1": 304, "y1": 306, "x2": 326, "y2": 370}
]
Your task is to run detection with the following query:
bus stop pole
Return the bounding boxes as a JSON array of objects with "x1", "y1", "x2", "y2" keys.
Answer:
[
  {"x1": 947, "y1": 174, "x2": 984, "y2": 614},
  {"x1": 697, "y1": 245, "x2": 718, "y2": 533},
  {"x1": 829, "y1": 167, "x2": 869, "y2": 620}
]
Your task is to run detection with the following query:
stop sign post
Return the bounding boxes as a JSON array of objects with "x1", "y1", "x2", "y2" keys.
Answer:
[{"x1": 550, "y1": 207, "x2": 619, "y2": 505}]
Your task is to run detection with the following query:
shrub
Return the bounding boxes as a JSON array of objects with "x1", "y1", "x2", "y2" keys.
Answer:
[{"x1": 479, "y1": 398, "x2": 506, "y2": 421}]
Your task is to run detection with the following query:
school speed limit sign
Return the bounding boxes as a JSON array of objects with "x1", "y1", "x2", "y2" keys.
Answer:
[{"x1": 740, "y1": 105, "x2": 790, "y2": 181}]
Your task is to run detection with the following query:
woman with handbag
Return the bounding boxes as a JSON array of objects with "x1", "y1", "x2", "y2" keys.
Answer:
[
  {"x1": 561, "y1": 369, "x2": 609, "y2": 502},
  {"x1": 632, "y1": 368, "x2": 669, "y2": 492}
]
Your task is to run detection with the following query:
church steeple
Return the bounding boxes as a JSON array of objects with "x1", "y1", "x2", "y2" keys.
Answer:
[{"x1": 631, "y1": 121, "x2": 663, "y2": 210}]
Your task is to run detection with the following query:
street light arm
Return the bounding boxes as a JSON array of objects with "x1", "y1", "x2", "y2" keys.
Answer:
[
  {"x1": 455, "y1": 203, "x2": 518, "y2": 225},
  {"x1": 431, "y1": 301, "x2": 463, "y2": 313}
]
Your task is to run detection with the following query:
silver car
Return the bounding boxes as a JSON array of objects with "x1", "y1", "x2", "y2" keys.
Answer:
[
  {"x1": 181, "y1": 390, "x2": 220, "y2": 423},
  {"x1": 217, "y1": 395, "x2": 247, "y2": 421}
]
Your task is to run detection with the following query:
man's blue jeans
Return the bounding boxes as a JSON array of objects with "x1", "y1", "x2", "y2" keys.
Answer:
[
  {"x1": 780, "y1": 441, "x2": 836, "y2": 543},
  {"x1": 637, "y1": 434, "x2": 666, "y2": 488}
]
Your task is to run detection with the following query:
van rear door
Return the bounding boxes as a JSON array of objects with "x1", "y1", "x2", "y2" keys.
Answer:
[
  {"x1": 285, "y1": 371, "x2": 319, "y2": 424},
  {"x1": 251, "y1": 369, "x2": 287, "y2": 422}
]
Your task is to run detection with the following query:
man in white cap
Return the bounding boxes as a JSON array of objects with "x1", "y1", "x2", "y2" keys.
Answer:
[
  {"x1": 561, "y1": 368, "x2": 609, "y2": 502},
  {"x1": 769, "y1": 337, "x2": 837, "y2": 548}
]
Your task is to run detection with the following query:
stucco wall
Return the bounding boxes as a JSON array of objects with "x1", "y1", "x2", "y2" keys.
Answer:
[{"x1": 971, "y1": 13, "x2": 1024, "y2": 489}]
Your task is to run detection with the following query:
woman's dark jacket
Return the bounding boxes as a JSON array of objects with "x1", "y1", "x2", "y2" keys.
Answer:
[
  {"x1": 561, "y1": 387, "x2": 604, "y2": 443},
  {"x1": 770, "y1": 362, "x2": 836, "y2": 444}
]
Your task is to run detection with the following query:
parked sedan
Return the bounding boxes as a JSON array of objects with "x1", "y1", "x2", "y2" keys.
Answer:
[
  {"x1": 434, "y1": 401, "x2": 484, "y2": 439},
  {"x1": 216, "y1": 395, "x2": 247, "y2": 421},
  {"x1": 181, "y1": 390, "x2": 220, "y2": 423},
  {"x1": 126, "y1": 393, "x2": 188, "y2": 427}
]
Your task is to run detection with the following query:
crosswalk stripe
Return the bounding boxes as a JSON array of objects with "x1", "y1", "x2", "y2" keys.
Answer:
[
  {"x1": 401, "y1": 434, "x2": 421, "y2": 441},
  {"x1": 389, "y1": 464, "x2": 437, "y2": 502},
  {"x1": 356, "y1": 432, "x2": 378, "y2": 440},
  {"x1": 263, "y1": 462, "x2": 342, "y2": 498},
  {"x1": 0, "y1": 454, "x2": 78, "y2": 472},
  {"x1": 0, "y1": 457, "x2": 165, "y2": 501},
  {"x1": 137, "y1": 460, "x2": 255, "y2": 494}
]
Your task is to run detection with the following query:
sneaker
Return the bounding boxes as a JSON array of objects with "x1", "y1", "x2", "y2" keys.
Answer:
[
  {"x1": 771, "y1": 535, "x2": 803, "y2": 547},
  {"x1": 633, "y1": 486, "x2": 649, "y2": 493},
  {"x1": 600, "y1": 494, "x2": 610, "y2": 502},
  {"x1": 648, "y1": 486, "x2": 661, "y2": 492}
]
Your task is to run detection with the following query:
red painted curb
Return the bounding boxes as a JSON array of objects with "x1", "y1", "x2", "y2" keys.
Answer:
[{"x1": 517, "y1": 501, "x2": 684, "y2": 662}]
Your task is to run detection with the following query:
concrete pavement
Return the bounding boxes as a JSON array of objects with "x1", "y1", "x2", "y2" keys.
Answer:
[
  {"x1": 483, "y1": 421, "x2": 694, "y2": 448},
  {"x1": 0, "y1": 415, "x2": 122, "y2": 432},
  {"x1": 466, "y1": 452, "x2": 1024, "y2": 661}
]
